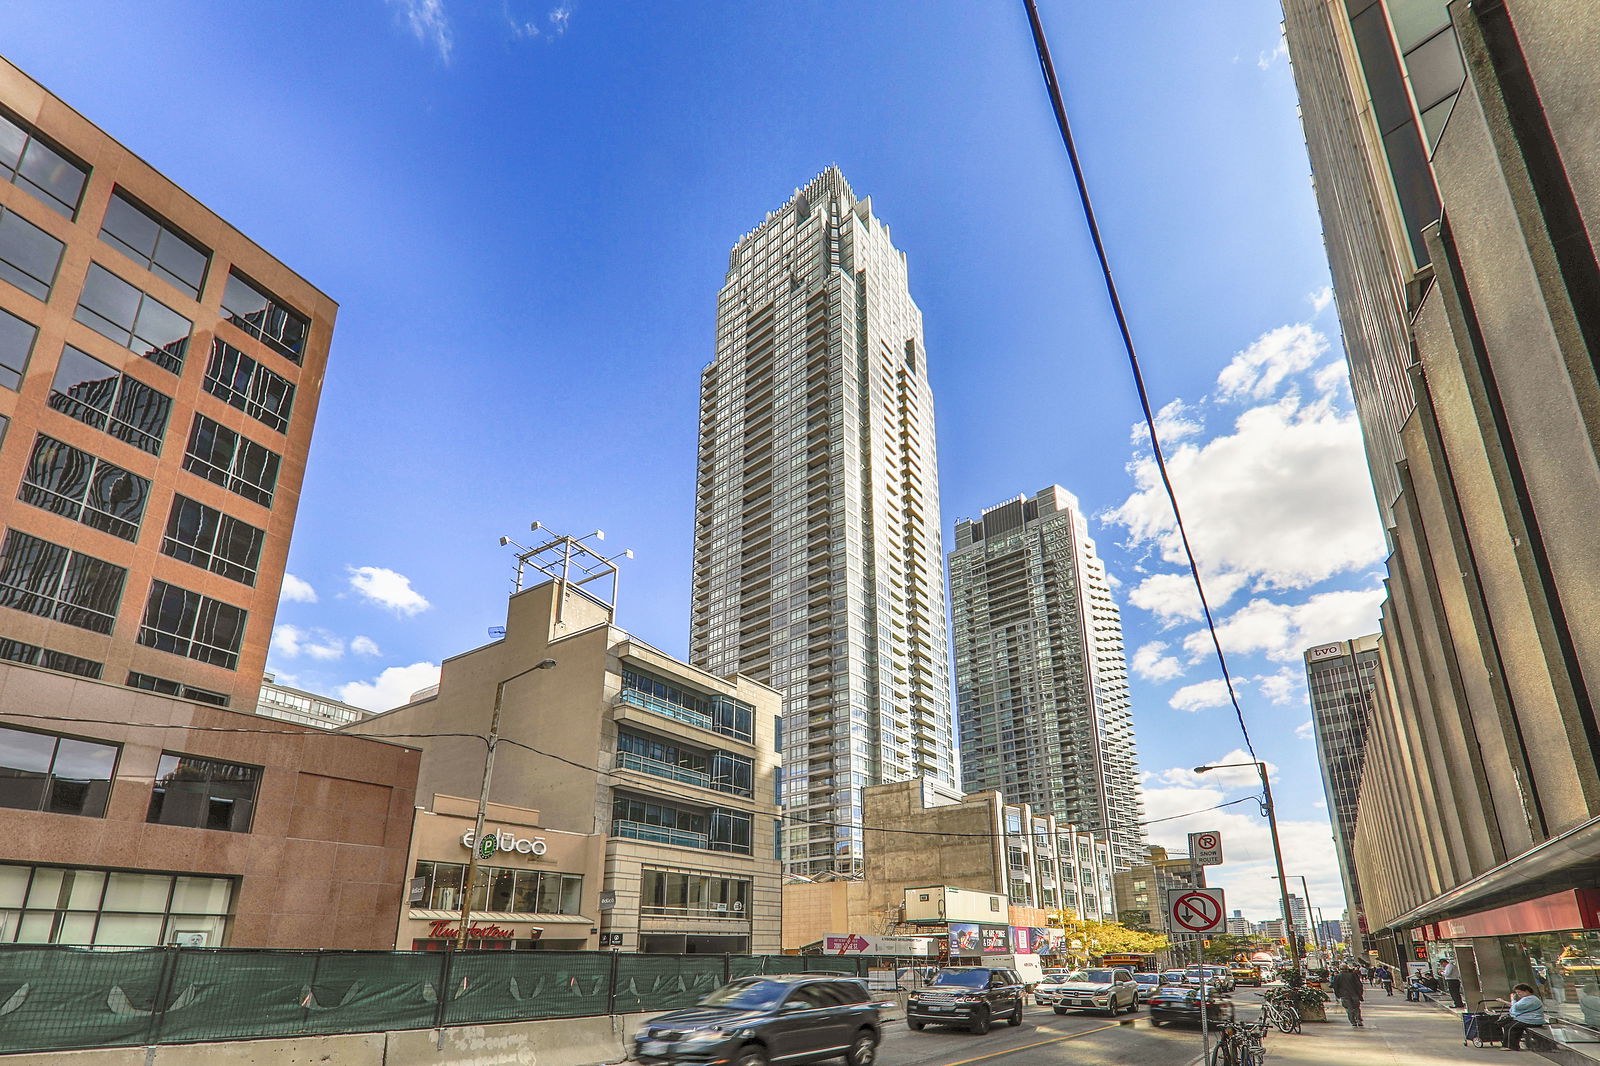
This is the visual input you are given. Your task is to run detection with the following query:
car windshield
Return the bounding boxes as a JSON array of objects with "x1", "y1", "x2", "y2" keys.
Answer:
[
  {"x1": 1135, "y1": 974, "x2": 1160, "y2": 984},
  {"x1": 1067, "y1": 970, "x2": 1115, "y2": 984},
  {"x1": 699, "y1": 979, "x2": 791, "y2": 1009},
  {"x1": 932, "y1": 970, "x2": 992, "y2": 989}
]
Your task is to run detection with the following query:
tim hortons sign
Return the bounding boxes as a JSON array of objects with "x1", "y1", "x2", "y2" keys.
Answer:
[
  {"x1": 461, "y1": 828, "x2": 548, "y2": 857},
  {"x1": 427, "y1": 921, "x2": 521, "y2": 940}
]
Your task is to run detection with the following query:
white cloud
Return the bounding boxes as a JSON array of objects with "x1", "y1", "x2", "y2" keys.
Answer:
[
  {"x1": 1132, "y1": 641, "x2": 1185, "y2": 682},
  {"x1": 280, "y1": 574, "x2": 317, "y2": 604},
  {"x1": 1257, "y1": 37, "x2": 1288, "y2": 71},
  {"x1": 1132, "y1": 398, "x2": 1204, "y2": 445},
  {"x1": 338, "y1": 662, "x2": 441, "y2": 712},
  {"x1": 548, "y1": 4, "x2": 571, "y2": 34},
  {"x1": 1258, "y1": 668, "x2": 1306, "y2": 705},
  {"x1": 1129, "y1": 570, "x2": 1249, "y2": 626},
  {"x1": 1313, "y1": 361, "x2": 1350, "y2": 397},
  {"x1": 351, "y1": 635, "x2": 382, "y2": 657},
  {"x1": 269, "y1": 624, "x2": 344, "y2": 661},
  {"x1": 347, "y1": 566, "x2": 432, "y2": 617},
  {"x1": 1180, "y1": 588, "x2": 1385, "y2": 663},
  {"x1": 389, "y1": 0, "x2": 453, "y2": 62},
  {"x1": 1153, "y1": 750, "x2": 1276, "y2": 790},
  {"x1": 1107, "y1": 388, "x2": 1386, "y2": 592},
  {"x1": 1169, "y1": 677, "x2": 1246, "y2": 713},
  {"x1": 1310, "y1": 285, "x2": 1334, "y2": 314},
  {"x1": 1295, "y1": 719, "x2": 1315, "y2": 740},
  {"x1": 1217, "y1": 324, "x2": 1329, "y2": 400}
]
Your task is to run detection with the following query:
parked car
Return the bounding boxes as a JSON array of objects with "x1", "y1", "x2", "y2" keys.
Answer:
[
  {"x1": 633, "y1": 975, "x2": 881, "y2": 1066},
  {"x1": 906, "y1": 966, "x2": 1026, "y2": 1035},
  {"x1": 1034, "y1": 968, "x2": 1139, "y2": 1016},
  {"x1": 1147, "y1": 985, "x2": 1236, "y2": 1028},
  {"x1": 1132, "y1": 973, "x2": 1163, "y2": 1002}
]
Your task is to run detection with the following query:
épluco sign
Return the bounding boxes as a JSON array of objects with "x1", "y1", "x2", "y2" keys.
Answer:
[{"x1": 461, "y1": 828, "x2": 548, "y2": 857}]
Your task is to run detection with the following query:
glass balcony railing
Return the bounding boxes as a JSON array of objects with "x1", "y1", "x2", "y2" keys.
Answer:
[
  {"x1": 615, "y1": 750, "x2": 713, "y2": 789},
  {"x1": 616, "y1": 688, "x2": 714, "y2": 731},
  {"x1": 612, "y1": 819, "x2": 711, "y2": 850}
]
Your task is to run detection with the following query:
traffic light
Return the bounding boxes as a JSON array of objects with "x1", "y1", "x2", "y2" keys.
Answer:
[{"x1": 1202, "y1": 939, "x2": 1211, "y2": 948}]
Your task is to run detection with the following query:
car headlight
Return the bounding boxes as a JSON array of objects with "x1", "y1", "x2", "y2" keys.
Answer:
[{"x1": 682, "y1": 1030, "x2": 725, "y2": 1044}]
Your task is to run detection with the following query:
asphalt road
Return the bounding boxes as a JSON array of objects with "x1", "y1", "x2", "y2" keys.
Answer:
[{"x1": 876, "y1": 1003, "x2": 1211, "y2": 1066}]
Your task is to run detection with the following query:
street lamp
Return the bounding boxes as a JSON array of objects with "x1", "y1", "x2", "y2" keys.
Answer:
[
  {"x1": 1272, "y1": 873, "x2": 1318, "y2": 960},
  {"x1": 457, "y1": 657, "x2": 557, "y2": 950},
  {"x1": 1193, "y1": 760, "x2": 1302, "y2": 974}
]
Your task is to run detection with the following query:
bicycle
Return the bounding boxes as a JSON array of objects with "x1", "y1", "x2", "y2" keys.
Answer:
[
  {"x1": 1258, "y1": 989, "x2": 1302, "y2": 1034},
  {"x1": 1207, "y1": 1016, "x2": 1270, "y2": 1066}
]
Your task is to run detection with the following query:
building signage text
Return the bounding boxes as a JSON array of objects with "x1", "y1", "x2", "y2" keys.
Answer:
[
  {"x1": 427, "y1": 920, "x2": 521, "y2": 940},
  {"x1": 1307, "y1": 643, "x2": 1344, "y2": 661},
  {"x1": 461, "y1": 828, "x2": 548, "y2": 857}
]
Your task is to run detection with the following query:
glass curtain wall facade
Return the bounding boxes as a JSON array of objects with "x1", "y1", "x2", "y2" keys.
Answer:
[
  {"x1": 1304, "y1": 636, "x2": 1380, "y2": 950},
  {"x1": 689, "y1": 168, "x2": 953, "y2": 876},
  {"x1": 949, "y1": 487, "x2": 1144, "y2": 868}
]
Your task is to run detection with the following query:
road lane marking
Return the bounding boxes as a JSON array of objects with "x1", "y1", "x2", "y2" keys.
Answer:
[{"x1": 932, "y1": 1022, "x2": 1126, "y2": 1066}]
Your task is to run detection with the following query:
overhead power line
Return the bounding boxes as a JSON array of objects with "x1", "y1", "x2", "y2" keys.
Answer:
[{"x1": 1021, "y1": 0, "x2": 1258, "y2": 759}]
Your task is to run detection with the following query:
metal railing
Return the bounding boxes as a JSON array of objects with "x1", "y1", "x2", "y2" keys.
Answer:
[
  {"x1": 611, "y1": 819, "x2": 711, "y2": 849},
  {"x1": 615, "y1": 750, "x2": 713, "y2": 789},
  {"x1": 616, "y1": 688, "x2": 715, "y2": 731}
]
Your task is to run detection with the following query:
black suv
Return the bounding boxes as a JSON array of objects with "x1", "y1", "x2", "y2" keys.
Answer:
[
  {"x1": 633, "y1": 975, "x2": 880, "y2": 1066},
  {"x1": 906, "y1": 966, "x2": 1026, "y2": 1034}
]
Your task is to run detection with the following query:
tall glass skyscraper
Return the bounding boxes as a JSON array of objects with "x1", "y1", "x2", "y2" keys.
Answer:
[
  {"x1": 689, "y1": 168, "x2": 953, "y2": 877},
  {"x1": 948, "y1": 487, "x2": 1145, "y2": 868},
  {"x1": 1303, "y1": 635, "x2": 1379, "y2": 952}
]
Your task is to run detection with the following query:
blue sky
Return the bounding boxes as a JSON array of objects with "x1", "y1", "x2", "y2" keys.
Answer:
[{"x1": 7, "y1": 1, "x2": 1388, "y2": 923}]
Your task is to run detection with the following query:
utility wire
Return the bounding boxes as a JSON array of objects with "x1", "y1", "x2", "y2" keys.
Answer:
[
  {"x1": 1021, "y1": 0, "x2": 1257, "y2": 760},
  {"x1": 3, "y1": 710, "x2": 1257, "y2": 838}
]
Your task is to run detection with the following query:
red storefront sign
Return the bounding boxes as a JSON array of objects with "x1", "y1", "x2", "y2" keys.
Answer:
[
  {"x1": 1418, "y1": 889, "x2": 1600, "y2": 941},
  {"x1": 427, "y1": 920, "x2": 521, "y2": 940}
]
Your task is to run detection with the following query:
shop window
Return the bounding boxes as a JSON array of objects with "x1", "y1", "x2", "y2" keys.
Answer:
[
  {"x1": 146, "y1": 752, "x2": 260, "y2": 833},
  {"x1": 641, "y1": 868, "x2": 750, "y2": 918},
  {"x1": 74, "y1": 263, "x2": 191, "y2": 374},
  {"x1": 0, "y1": 862, "x2": 231, "y2": 946},
  {"x1": 98, "y1": 190, "x2": 209, "y2": 299},
  {"x1": 412, "y1": 860, "x2": 583, "y2": 915},
  {"x1": 221, "y1": 270, "x2": 308, "y2": 362},
  {"x1": 0, "y1": 725, "x2": 118, "y2": 816},
  {"x1": 49, "y1": 346, "x2": 172, "y2": 455}
]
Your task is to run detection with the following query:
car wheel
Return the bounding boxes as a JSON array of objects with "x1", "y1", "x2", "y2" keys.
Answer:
[
  {"x1": 1126, "y1": 996, "x2": 1139, "y2": 1013},
  {"x1": 1053, "y1": 1006, "x2": 1067, "y2": 1015},
  {"x1": 1150, "y1": 1017, "x2": 1163, "y2": 1027},
  {"x1": 969, "y1": 1009, "x2": 991, "y2": 1035},
  {"x1": 844, "y1": 1030, "x2": 877, "y2": 1066},
  {"x1": 907, "y1": 1020, "x2": 924, "y2": 1031},
  {"x1": 733, "y1": 1045, "x2": 768, "y2": 1066},
  {"x1": 1007, "y1": 1003, "x2": 1022, "y2": 1026}
]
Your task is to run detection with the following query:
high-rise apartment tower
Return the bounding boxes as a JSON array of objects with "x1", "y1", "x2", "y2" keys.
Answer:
[
  {"x1": 689, "y1": 168, "x2": 953, "y2": 877},
  {"x1": 949, "y1": 487, "x2": 1144, "y2": 868},
  {"x1": 1302, "y1": 635, "x2": 1379, "y2": 952}
]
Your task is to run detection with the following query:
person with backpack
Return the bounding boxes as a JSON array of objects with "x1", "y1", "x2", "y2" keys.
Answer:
[{"x1": 1332, "y1": 963, "x2": 1366, "y2": 1027}]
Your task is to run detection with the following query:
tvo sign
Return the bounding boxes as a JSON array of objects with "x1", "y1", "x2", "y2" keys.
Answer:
[{"x1": 461, "y1": 828, "x2": 548, "y2": 857}]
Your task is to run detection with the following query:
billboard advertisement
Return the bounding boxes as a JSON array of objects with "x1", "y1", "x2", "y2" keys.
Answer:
[
  {"x1": 949, "y1": 923, "x2": 981, "y2": 955},
  {"x1": 980, "y1": 926, "x2": 1009, "y2": 954},
  {"x1": 1028, "y1": 927, "x2": 1054, "y2": 955},
  {"x1": 1009, "y1": 926, "x2": 1030, "y2": 954}
]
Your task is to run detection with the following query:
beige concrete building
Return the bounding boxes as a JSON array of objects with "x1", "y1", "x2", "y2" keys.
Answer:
[
  {"x1": 1112, "y1": 845, "x2": 1207, "y2": 963},
  {"x1": 1284, "y1": 0, "x2": 1600, "y2": 1021},
  {"x1": 349, "y1": 574, "x2": 783, "y2": 954}
]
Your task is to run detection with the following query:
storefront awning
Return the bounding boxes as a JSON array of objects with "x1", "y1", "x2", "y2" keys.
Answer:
[{"x1": 408, "y1": 909, "x2": 594, "y2": 924}]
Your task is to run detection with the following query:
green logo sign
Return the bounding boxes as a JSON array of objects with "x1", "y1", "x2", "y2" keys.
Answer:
[{"x1": 479, "y1": 835, "x2": 498, "y2": 859}]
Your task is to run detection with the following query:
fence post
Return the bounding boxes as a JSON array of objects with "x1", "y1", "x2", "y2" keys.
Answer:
[
  {"x1": 144, "y1": 945, "x2": 180, "y2": 1047},
  {"x1": 433, "y1": 948, "x2": 456, "y2": 1030},
  {"x1": 606, "y1": 951, "x2": 620, "y2": 1016},
  {"x1": 724, "y1": 954, "x2": 731, "y2": 985}
]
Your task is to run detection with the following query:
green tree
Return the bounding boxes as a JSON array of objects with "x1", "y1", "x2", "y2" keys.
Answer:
[{"x1": 1120, "y1": 909, "x2": 1154, "y2": 932}]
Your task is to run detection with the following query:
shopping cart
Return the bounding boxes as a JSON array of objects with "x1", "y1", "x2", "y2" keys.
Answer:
[{"x1": 1463, "y1": 1006, "x2": 1506, "y2": 1047}]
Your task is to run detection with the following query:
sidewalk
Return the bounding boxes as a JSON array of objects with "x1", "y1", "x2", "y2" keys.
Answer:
[{"x1": 1246, "y1": 996, "x2": 1503, "y2": 1064}]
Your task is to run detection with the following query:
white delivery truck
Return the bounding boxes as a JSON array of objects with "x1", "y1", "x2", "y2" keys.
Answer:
[{"x1": 984, "y1": 954, "x2": 1046, "y2": 988}]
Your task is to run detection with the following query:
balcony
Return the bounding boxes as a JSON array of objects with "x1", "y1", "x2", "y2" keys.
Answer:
[
  {"x1": 616, "y1": 688, "x2": 715, "y2": 732},
  {"x1": 615, "y1": 750, "x2": 713, "y2": 790},
  {"x1": 611, "y1": 819, "x2": 710, "y2": 850}
]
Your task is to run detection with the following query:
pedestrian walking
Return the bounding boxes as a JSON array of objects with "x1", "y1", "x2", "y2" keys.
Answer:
[
  {"x1": 1499, "y1": 984, "x2": 1547, "y2": 1051},
  {"x1": 1441, "y1": 957, "x2": 1464, "y2": 1008},
  {"x1": 1332, "y1": 963, "x2": 1366, "y2": 1027},
  {"x1": 1377, "y1": 965, "x2": 1394, "y2": 997}
]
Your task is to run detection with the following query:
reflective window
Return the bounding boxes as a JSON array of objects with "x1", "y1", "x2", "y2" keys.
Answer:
[
  {"x1": 203, "y1": 339, "x2": 295, "y2": 433},
  {"x1": 161, "y1": 496, "x2": 264, "y2": 586},
  {"x1": 125, "y1": 672, "x2": 230, "y2": 708},
  {"x1": 182, "y1": 415, "x2": 280, "y2": 507},
  {"x1": 221, "y1": 271, "x2": 308, "y2": 363},
  {"x1": 641, "y1": 868, "x2": 750, "y2": 918},
  {"x1": 0, "y1": 306, "x2": 37, "y2": 391},
  {"x1": 48, "y1": 345, "x2": 173, "y2": 455},
  {"x1": 0, "y1": 206, "x2": 64, "y2": 300},
  {"x1": 0, "y1": 112, "x2": 88, "y2": 217},
  {"x1": 412, "y1": 860, "x2": 583, "y2": 915},
  {"x1": 98, "y1": 190, "x2": 209, "y2": 299},
  {"x1": 0, "y1": 529, "x2": 126, "y2": 634},
  {"x1": 137, "y1": 579, "x2": 248, "y2": 670},
  {"x1": 0, "y1": 725, "x2": 118, "y2": 817},
  {"x1": 19, "y1": 435, "x2": 151, "y2": 541},
  {"x1": 0, "y1": 637, "x2": 102, "y2": 679},
  {"x1": 73, "y1": 263, "x2": 191, "y2": 374},
  {"x1": 147, "y1": 752, "x2": 259, "y2": 832}
]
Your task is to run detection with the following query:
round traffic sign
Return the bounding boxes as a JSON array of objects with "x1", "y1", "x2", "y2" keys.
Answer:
[
  {"x1": 1172, "y1": 891, "x2": 1222, "y2": 932},
  {"x1": 1195, "y1": 833, "x2": 1219, "y2": 852}
]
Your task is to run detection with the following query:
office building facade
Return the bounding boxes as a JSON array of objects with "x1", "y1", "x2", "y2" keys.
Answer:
[
  {"x1": 949, "y1": 487, "x2": 1143, "y2": 868},
  {"x1": 689, "y1": 167, "x2": 953, "y2": 876},
  {"x1": 1303, "y1": 636, "x2": 1380, "y2": 951},
  {"x1": 0, "y1": 59, "x2": 423, "y2": 951},
  {"x1": 1112, "y1": 845, "x2": 1207, "y2": 962},
  {"x1": 256, "y1": 674, "x2": 373, "y2": 729},
  {"x1": 351, "y1": 577, "x2": 784, "y2": 953},
  {"x1": 1284, "y1": 0, "x2": 1600, "y2": 1020}
]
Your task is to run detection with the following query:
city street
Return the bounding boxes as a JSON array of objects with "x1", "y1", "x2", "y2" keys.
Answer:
[{"x1": 876, "y1": 1004, "x2": 1205, "y2": 1066}]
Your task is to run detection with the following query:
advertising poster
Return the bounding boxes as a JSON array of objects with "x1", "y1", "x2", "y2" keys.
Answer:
[
  {"x1": 1029, "y1": 927, "x2": 1053, "y2": 955},
  {"x1": 1009, "y1": 926, "x2": 1029, "y2": 954},
  {"x1": 949, "y1": 923, "x2": 981, "y2": 955},
  {"x1": 981, "y1": 926, "x2": 1010, "y2": 954}
]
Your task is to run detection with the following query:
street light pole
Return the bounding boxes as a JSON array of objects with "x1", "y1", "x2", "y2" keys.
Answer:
[
  {"x1": 1194, "y1": 760, "x2": 1303, "y2": 976},
  {"x1": 457, "y1": 657, "x2": 557, "y2": 951},
  {"x1": 1272, "y1": 873, "x2": 1318, "y2": 961}
]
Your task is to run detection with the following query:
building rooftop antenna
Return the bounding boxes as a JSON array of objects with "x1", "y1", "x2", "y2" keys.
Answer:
[{"x1": 497, "y1": 522, "x2": 634, "y2": 625}]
